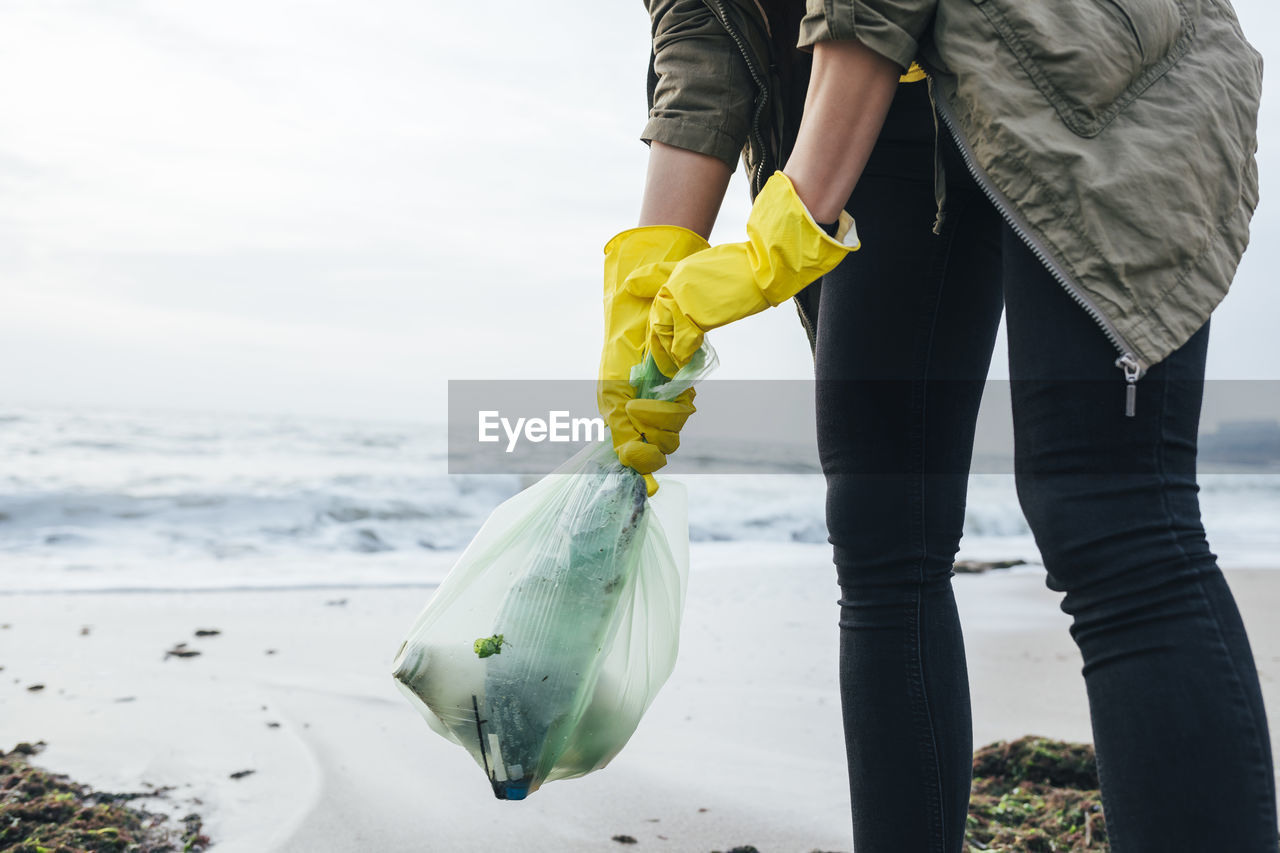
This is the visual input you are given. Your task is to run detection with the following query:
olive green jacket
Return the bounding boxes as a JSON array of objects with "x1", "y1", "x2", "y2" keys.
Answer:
[{"x1": 641, "y1": 0, "x2": 1264, "y2": 375}]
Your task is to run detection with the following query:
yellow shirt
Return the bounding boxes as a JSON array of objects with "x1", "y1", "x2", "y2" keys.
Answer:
[{"x1": 901, "y1": 61, "x2": 926, "y2": 83}]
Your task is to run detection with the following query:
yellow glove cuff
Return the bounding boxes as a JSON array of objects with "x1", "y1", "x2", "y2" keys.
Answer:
[
  {"x1": 751, "y1": 171, "x2": 859, "y2": 307},
  {"x1": 603, "y1": 224, "x2": 709, "y2": 260}
]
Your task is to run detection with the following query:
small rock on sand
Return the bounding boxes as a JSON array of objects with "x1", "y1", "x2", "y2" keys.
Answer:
[{"x1": 952, "y1": 558, "x2": 1028, "y2": 574}]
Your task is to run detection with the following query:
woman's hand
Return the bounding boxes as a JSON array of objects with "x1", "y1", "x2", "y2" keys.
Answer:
[
  {"x1": 644, "y1": 169, "x2": 860, "y2": 376},
  {"x1": 613, "y1": 35, "x2": 904, "y2": 465},
  {"x1": 641, "y1": 39, "x2": 903, "y2": 375},
  {"x1": 598, "y1": 224, "x2": 708, "y2": 495},
  {"x1": 595, "y1": 129, "x2": 734, "y2": 494}
]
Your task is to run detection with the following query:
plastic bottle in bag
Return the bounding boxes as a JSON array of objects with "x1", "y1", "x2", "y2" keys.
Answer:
[{"x1": 392, "y1": 347, "x2": 715, "y2": 799}]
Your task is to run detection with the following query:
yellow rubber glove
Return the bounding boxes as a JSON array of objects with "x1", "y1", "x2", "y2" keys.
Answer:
[
  {"x1": 599, "y1": 225, "x2": 709, "y2": 495},
  {"x1": 641, "y1": 171, "x2": 859, "y2": 377}
]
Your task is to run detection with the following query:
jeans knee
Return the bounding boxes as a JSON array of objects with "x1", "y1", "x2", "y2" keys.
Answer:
[
  {"x1": 1014, "y1": 469, "x2": 1216, "y2": 622},
  {"x1": 1013, "y1": 470, "x2": 1077, "y2": 574},
  {"x1": 827, "y1": 472, "x2": 967, "y2": 591}
]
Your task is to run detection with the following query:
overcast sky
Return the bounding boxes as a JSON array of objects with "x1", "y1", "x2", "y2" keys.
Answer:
[{"x1": 1, "y1": 0, "x2": 1277, "y2": 422}]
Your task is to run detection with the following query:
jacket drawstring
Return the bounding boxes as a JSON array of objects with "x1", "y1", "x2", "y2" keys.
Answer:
[{"x1": 927, "y1": 75, "x2": 948, "y2": 235}]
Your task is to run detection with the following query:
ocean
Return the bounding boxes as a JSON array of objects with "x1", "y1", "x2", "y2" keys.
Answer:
[{"x1": 2, "y1": 406, "x2": 1277, "y2": 593}]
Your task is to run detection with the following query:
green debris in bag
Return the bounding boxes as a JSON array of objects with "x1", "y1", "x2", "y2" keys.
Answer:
[{"x1": 473, "y1": 634, "x2": 506, "y2": 658}]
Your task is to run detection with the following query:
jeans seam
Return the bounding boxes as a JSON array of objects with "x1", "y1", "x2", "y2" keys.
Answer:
[
  {"x1": 910, "y1": 203, "x2": 966, "y2": 852},
  {"x1": 1152, "y1": 373, "x2": 1279, "y2": 840}
]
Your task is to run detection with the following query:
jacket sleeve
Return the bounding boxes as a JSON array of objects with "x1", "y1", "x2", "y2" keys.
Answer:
[
  {"x1": 642, "y1": 0, "x2": 755, "y2": 171},
  {"x1": 796, "y1": 0, "x2": 935, "y2": 72}
]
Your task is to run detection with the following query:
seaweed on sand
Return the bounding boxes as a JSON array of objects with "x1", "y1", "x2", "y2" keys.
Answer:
[
  {"x1": 966, "y1": 735, "x2": 1108, "y2": 851},
  {"x1": 701, "y1": 738, "x2": 1107, "y2": 853},
  {"x1": 0, "y1": 742, "x2": 210, "y2": 853}
]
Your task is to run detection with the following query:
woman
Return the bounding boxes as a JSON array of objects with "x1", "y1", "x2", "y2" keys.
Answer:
[{"x1": 597, "y1": 1, "x2": 1275, "y2": 850}]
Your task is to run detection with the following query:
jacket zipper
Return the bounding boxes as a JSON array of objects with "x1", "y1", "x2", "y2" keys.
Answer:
[
  {"x1": 926, "y1": 76, "x2": 1148, "y2": 417},
  {"x1": 707, "y1": 0, "x2": 771, "y2": 195}
]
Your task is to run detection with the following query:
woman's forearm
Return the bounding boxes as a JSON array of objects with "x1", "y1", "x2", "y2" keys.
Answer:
[
  {"x1": 636, "y1": 40, "x2": 900, "y2": 235},
  {"x1": 784, "y1": 40, "x2": 901, "y2": 224},
  {"x1": 638, "y1": 140, "x2": 734, "y2": 239}
]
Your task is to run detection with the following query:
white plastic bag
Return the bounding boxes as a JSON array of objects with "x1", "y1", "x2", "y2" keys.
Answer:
[{"x1": 392, "y1": 347, "x2": 715, "y2": 799}]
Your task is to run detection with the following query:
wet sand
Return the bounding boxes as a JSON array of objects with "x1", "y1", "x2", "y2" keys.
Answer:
[{"x1": 3, "y1": 542, "x2": 1278, "y2": 852}]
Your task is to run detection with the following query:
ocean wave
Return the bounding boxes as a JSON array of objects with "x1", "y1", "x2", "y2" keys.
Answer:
[{"x1": 1, "y1": 407, "x2": 1278, "y2": 591}]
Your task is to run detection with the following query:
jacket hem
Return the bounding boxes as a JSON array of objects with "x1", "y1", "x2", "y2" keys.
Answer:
[
  {"x1": 641, "y1": 116, "x2": 745, "y2": 172},
  {"x1": 796, "y1": 5, "x2": 917, "y2": 72}
]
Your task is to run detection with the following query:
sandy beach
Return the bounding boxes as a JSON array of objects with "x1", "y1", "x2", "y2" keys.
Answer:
[
  {"x1": 4, "y1": 542, "x2": 1279, "y2": 852},
  {"x1": 1, "y1": 0, "x2": 1278, "y2": 846}
]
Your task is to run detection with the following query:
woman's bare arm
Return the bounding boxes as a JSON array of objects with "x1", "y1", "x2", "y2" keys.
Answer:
[
  {"x1": 637, "y1": 140, "x2": 734, "y2": 239},
  {"x1": 636, "y1": 38, "x2": 901, "y2": 231},
  {"x1": 785, "y1": 39, "x2": 901, "y2": 223}
]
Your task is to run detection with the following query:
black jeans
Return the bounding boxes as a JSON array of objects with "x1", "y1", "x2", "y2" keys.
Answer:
[{"x1": 815, "y1": 81, "x2": 1278, "y2": 852}]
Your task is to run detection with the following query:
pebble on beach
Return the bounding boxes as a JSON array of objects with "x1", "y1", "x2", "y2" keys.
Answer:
[
  {"x1": 952, "y1": 558, "x2": 1028, "y2": 574},
  {"x1": 165, "y1": 643, "x2": 201, "y2": 659}
]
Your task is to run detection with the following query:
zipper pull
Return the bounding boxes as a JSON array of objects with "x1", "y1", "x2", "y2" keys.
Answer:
[{"x1": 1115, "y1": 353, "x2": 1141, "y2": 417}]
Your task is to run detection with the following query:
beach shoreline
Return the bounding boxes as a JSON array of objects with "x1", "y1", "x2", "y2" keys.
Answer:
[{"x1": 4, "y1": 544, "x2": 1279, "y2": 852}]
